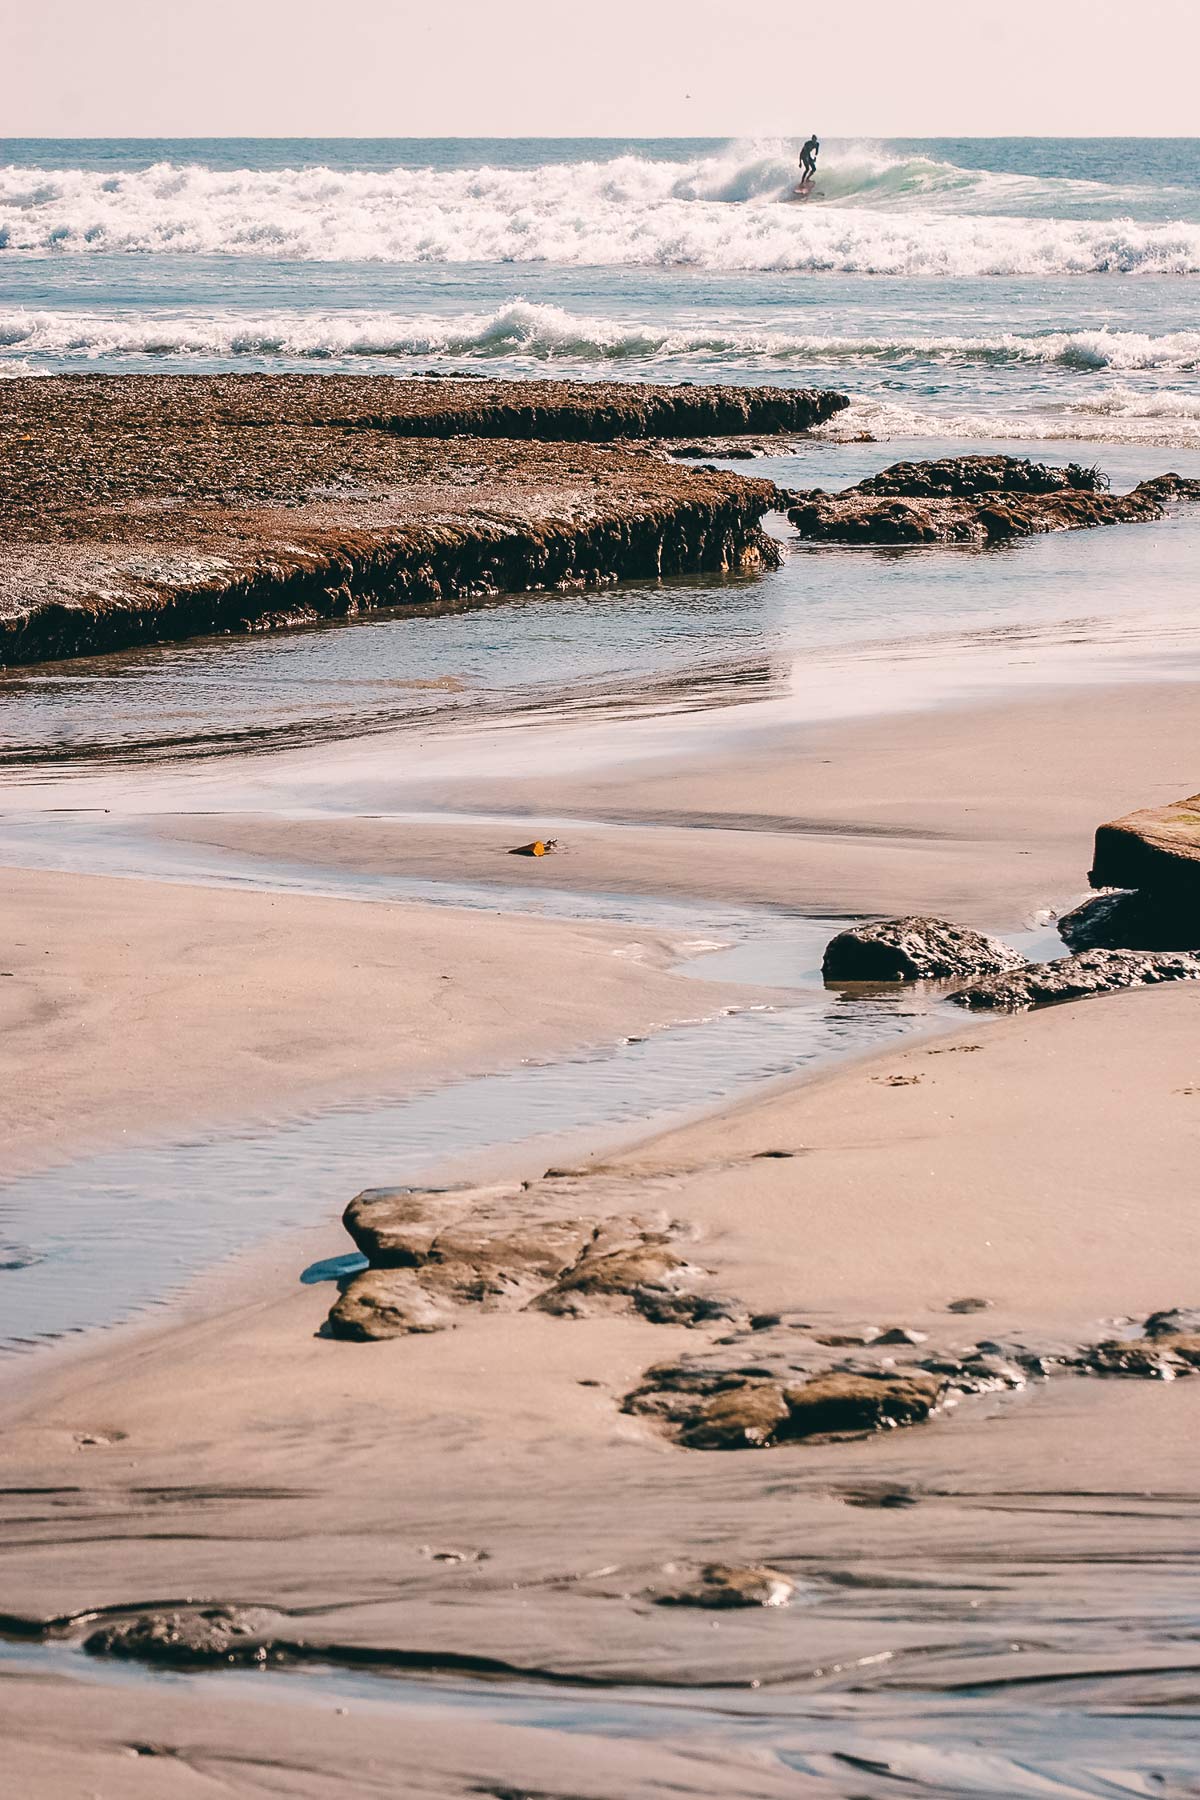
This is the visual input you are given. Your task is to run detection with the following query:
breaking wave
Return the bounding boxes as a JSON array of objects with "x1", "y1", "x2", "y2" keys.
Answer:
[
  {"x1": 5, "y1": 301, "x2": 1200, "y2": 371},
  {"x1": 2, "y1": 145, "x2": 1198, "y2": 272},
  {"x1": 830, "y1": 393, "x2": 1200, "y2": 448}
]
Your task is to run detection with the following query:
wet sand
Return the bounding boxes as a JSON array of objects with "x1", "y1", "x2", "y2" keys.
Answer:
[
  {"x1": 155, "y1": 677, "x2": 1200, "y2": 928},
  {"x1": 0, "y1": 864, "x2": 746, "y2": 1178},
  {"x1": 3, "y1": 666, "x2": 1200, "y2": 1793}
]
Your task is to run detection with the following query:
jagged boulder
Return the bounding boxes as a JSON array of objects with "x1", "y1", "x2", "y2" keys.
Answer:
[
  {"x1": 822, "y1": 916, "x2": 1023, "y2": 983},
  {"x1": 949, "y1": 948, "x2": 1200, "y2": 1011}
]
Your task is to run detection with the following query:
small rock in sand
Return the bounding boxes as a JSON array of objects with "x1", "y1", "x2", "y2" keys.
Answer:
[
  {"x1": 674, "y1": 1370, "x2": 944, "y2": 1450},
  {"x1": 327, "y1": 1269, "x2": 454, "y2": 1340},
  {"x1": 86, "y1": 1606, "x2": 283, "y2": 1668},
  {"x1": 946, "y1": 1296, "x2": 993, "y2": 1314},
  {"x1": 655, "y1": 1562, "x2": 795, "y2": 1608}
]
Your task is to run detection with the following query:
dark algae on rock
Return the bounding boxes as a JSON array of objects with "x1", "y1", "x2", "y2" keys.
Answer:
[
  {"x1": 949, "y1": 947, "x2": 1200, "y2": 1011},
  {"x1": 785, "y1": 454, "x2": 1200, "y2": 545},
  {"x1": 0, "y1": 374, "x2": 846, "y2": 666},
  {"x1": 822, "y1": 916, "x2": 1024, "y2": 983}
]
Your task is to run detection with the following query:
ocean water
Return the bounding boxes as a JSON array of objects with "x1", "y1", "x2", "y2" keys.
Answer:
[{"x1": 2, "y1": 136, "x2": 1199, "y2": 446}]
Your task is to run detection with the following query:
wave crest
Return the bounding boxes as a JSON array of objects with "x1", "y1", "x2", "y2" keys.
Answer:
[
  {"x1": 4, "y1": 300, "x2": 1200, "y2": 372},
  {"x1": 2, "y1": 146, "x2": 1198, "y2": 273}
]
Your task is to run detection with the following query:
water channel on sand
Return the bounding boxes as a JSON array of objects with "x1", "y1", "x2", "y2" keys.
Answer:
[{"x1": 3, "y1": 441, "x2": 1200, "y2": 1795}]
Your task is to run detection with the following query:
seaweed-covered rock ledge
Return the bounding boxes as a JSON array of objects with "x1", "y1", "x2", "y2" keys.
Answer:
[
  {"x1": 0, "y1": 374, "x2": 847, "y2": 666},
  {"x1": 785, "y1": 454, "x2": 1200, "y2": 545}
]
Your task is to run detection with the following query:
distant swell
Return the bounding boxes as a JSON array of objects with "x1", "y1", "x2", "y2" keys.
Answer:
[
  {"x1": 5, "y1": 302, "x2": 1200, "y2": 372},
  {"x1": 2, "y1": 147, "x2": 1199, "y2": 273}
]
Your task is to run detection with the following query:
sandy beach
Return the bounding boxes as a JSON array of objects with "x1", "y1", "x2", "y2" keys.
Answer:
[{"x1": 3, "y1": 653, "x2": 1200, "y2": 1794}]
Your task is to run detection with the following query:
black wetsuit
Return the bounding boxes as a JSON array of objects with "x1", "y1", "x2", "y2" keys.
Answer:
[{"x1": 799, "y1": 137, "x2": 819, "y2": 181}]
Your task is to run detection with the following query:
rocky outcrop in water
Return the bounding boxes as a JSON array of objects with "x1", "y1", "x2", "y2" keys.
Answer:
[
  {"x1": 785, "y1": 455, "x2": 1200, "y2": 546},
  {"x1": 0, "y1": 375, "x2": 848, "y2": 666},
  {"x1": 948, "y1": 947, "x2": 1200, "y2": 1011},
  {"x1": 822, "y1": 916, "x2": 1024, "y2": 983}
]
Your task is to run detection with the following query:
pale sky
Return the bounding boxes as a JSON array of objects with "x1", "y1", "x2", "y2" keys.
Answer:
[{"x1": 8, "y1": 0, "x2": 1199, "y2": 138}]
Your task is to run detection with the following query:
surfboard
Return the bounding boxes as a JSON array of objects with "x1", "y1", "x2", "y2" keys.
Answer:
[{"x1": 787, "y1": 182, "x2": 824, "y2": 202}]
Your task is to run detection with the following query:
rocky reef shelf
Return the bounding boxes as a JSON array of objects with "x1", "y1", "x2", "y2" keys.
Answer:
[{"x1": 0, "y1": 374, "x2": 847, "y2": 667}]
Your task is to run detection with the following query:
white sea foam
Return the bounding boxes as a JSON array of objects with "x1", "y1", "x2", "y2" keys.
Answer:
[
  {"x1": 4, "y1": 300, "x2": 1200, "y2": 372},
  {"x1": 2, "y1": 146, "x2": 1198, "y2": 272},
  {"x1": 830, "y1": 394, "x2": 1200, "y2": 448}
]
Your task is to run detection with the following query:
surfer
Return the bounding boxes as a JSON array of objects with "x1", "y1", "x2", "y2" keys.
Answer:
[{"x1": 798, "y1": 134, "x2": 820, "y2": 183}]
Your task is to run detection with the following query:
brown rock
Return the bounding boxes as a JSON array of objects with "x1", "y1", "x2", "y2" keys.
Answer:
[
  {"x1": 341, "y1": 1185, "x2": 490, "y2": 1266},
  {"x1": 533, "y1": 1242, "x2": 699, "y2": 1317},
  {"x1": 656, "y1": 1563, "x2": 795, "y2": 1608},
  {"x1": 781, "y1": 1371, "x2": 945, "y2": 1438},
  {"x1": 1090, "y1": 794, "x2": 1200, "y2": 906},
  {"x1": 0, "y1": 374, "x2": 851, "y2": 667},
  {"x1": 85, "y1": 1606, "x2": 283, "y2": 1668},
  {"x1": 677, "y1": 1382, "x2": 791, "y2": 1450},
  {"x1": 326, "y1": 1269, "x2": 454, "y2": 1341},
  {"x1": 1080, "y1": 1334, "x2": 1200, "y2": 1377},
  {"x1": 423, "y1": 1213, "x2": 597, "y2": 1305}
]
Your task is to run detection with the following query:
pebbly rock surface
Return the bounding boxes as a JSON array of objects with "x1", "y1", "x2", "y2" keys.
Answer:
[
  {"x1": 785, "y1": 455, "x2": 1200, "y2": 546},
  {"x1": 1090, "y1": 794, "x2": 1200, "y2": 906},
  {"x1": 822, "y1": 916, "x2": 1025, "y2": 983},
  {"x1": 1068, "y1": 1305, "x2": 1200, "y2": 1380},
  {"x1": 85, "y1": 1605, "x2": 284, "y2": 1668},
  {"x1": 0, "y1": 375, "x2": 847, "y2": 666},
  {"x1": 949, "y1": 947, "x2": 1200, "y2": 1011}
]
